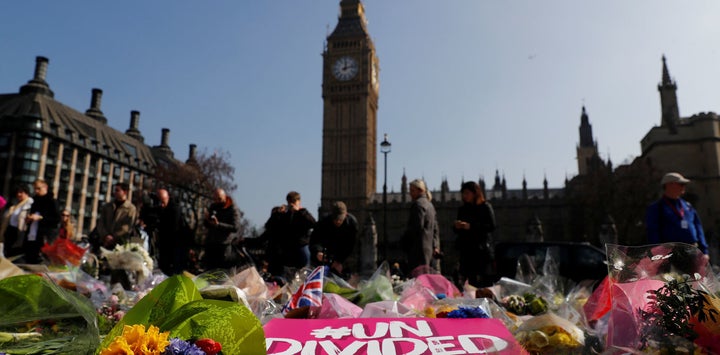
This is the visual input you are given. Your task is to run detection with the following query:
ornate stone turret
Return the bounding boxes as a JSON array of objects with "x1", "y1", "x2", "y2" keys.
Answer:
[
  {"x1": 401, "y1": 169, "x2": 407, "y2": 203},
  {"x1": 658, "y1": 55, "x2": 680, "y2": 133}
]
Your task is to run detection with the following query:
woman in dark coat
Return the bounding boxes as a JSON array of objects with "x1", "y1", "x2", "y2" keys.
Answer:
[{"x1": 454, "y1": 181, "x2": 496, "y2": 287}]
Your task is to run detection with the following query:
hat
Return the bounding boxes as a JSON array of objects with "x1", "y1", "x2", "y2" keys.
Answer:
[
  {"x1": 661, "y1": 172, "x2": 690, "y2": 185},
  {"x1": 331, "y1": 201, "x2": 347, "y2": 219}
]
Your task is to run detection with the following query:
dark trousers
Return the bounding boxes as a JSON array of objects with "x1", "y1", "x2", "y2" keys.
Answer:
[{"x1": 159, "y1": 245, "x2": 188, "y2": 276}]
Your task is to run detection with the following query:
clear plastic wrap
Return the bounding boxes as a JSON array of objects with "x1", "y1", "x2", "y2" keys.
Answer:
[
  {"x1": 605, "y1": 242, "x2": 719, "y2": 354},
  {"x1": 0, "y1": 274, "x2": 100, "y2": 354}
]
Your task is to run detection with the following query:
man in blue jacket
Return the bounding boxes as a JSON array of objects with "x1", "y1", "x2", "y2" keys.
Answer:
[{"x1": 645, "y1": 172, "x2": 708, "y2": 257}]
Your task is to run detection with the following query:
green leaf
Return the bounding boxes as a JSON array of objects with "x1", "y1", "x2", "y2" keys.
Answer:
[
  {"x1": 98, "y1": 275, "x2": 265, "y2": 354},
  {"x1": 99, "y1": 275, "x2": 202, "y2": 350},
  {"x1": 0, "y1": 275, "x2": 99, "y2": 354},
  {"x1": 159, "y1": 299, "x2": 266, "y2": 355}
]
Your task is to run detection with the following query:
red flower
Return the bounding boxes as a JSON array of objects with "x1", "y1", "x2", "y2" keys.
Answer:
[{"x1": 195, "y1": 338, "x2": 222, "y2": 355}]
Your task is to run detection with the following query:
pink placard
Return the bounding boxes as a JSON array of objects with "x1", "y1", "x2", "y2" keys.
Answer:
[{"x1": 264, "y1": 318, "x2": 528, "y2": 355}]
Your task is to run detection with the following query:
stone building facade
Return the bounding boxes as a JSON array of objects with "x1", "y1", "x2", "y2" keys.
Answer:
[
  {"x1": 0, "y1": 56, "x2": 204, "y2": 237},
  {"x1": 639, "y1": 56, "x2": 720, "y2": 261}
]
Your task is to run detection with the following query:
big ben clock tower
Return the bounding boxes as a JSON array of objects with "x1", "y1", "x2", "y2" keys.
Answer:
[{"x1": 321, "y1": 0, "x2": 379, "y2": 218}]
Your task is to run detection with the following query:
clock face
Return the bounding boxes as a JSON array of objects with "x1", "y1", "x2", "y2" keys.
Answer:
[{"x1": 332, "y1": 56, "x2": 359, "y2": 81}]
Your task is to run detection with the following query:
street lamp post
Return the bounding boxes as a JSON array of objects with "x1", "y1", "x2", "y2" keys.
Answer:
[{"x1": 380, "y1": 133, "x2": 391, "y2": 263}]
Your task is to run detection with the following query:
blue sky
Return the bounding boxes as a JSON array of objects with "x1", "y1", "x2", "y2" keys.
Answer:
[{"x1": 2, "y1": 1, "x2": 720, "y2": 229}]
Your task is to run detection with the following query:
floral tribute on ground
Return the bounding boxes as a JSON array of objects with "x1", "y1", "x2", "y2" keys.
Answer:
[{"x1": 5, "y1": 240, "x2": 720, "y2": 354}]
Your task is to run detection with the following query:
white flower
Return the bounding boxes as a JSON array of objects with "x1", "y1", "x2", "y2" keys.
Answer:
[
  {"x1": 613, "y1": 260, "x2": 624, "y2": 271},
  {"x1": 100, "y1": 243, "x2": 154, "y2": 284}
]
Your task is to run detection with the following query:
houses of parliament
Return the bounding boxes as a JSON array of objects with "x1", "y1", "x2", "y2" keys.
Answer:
[
  {"x1": 319, "y1": 0, "x2": 720, "y2": 269},
  {"x1": 2, "y1": 0, "x2": 720, "y2": 272}
]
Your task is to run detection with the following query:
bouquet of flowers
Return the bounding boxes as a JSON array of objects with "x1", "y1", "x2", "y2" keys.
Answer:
[
  {"x1": 100, "y1": 243, "x2": 154, "y2": 285},
  {"x1": 514, "y1": 312, "x2": 586, "y2": 354},
  {"x1": 98, "y1": 275, "x2": 266, "y2": 354},
  {"x1": 605, "y1": 243, "x2": 720, "y2": 353},
  {"x1": 0, "y1": 274, "x2": 100, "y2": 354},
  {"x1": 41, "y1": 238, "x2": 88, "y2": 266},
  {"x1": 500, "y1": 292, "x2": 549, "y2": 316},
  {"x1": 100, "y1": 324, "x2": 223, "y2": 355}
]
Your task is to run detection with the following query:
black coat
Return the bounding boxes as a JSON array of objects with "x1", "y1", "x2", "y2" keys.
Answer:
[
  {"x1": 29, "y1": 193, "x2": 59, "y2": 237},
  {"x1": 310, "y1": 213, "x2": 358, "y2": 263},
  {"x1": 454, "y1": 202, "x2": 496, "y2": 257},
  {"x1": 204, "y1": 198, "x2": 241, "y2": 246},
  {"x1": 157, "y1": 200, "x2": 187, "y2": 247}
]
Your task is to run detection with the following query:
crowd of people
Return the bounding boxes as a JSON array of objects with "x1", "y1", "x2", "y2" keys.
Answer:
[{"x1": 0, "y1": 171, "x2": 709, "y2": 290}]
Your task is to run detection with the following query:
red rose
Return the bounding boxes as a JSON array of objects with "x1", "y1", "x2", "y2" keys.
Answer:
[{"x1": 195, "y1": 338, "x2": 222, "y2": 355}]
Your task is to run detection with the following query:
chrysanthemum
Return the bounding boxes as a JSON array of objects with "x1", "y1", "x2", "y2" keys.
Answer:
[
  {"x1": 100, "y1": 336, "x2": 133, "y2": 355},
  {"x1": 101, "y1": 324, "x2": 170, "y2": 355}
]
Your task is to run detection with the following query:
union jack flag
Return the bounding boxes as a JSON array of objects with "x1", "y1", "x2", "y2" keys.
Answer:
[{"x1": 282, "y1": 265, "x2": 327, "y2": 314}]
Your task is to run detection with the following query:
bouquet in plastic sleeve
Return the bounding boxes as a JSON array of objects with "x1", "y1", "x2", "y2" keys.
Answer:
[
  {"x1": 495, "y1": 277, "x2": 550, "y2": 317},
  {"x1": 41, "y1": 238, "x2": 87, "y2": 266},
  {"x1": 358, "y1": 300, "x2": 416, "y2": 318},
  {"x1": 100, "y1": 243, "x2": 153, "y2": 285},
  {"x1": 322, "y1": 269, "x2": 360, "y2": 303},
  {"x1": 316, "y1": 293, "x2": 362, "y2": 319},
  {"x1": 0, "y1": 255, "x2": 24, "y2": 281},
  {"x1": 425, "y1": 298, "x2": 510, "y2": 321},
  {"x1": 230, "y1": 265, "x2": 270, "y2": 317},
  {"x1": 98, "y1": 274, "x2": 266, "y2": 354},
  {"x1": 355, "y1": 261, "x2": 397, "y2": 307},
  {"x1": 399, "y1": 278, "x2": 438, "y2": 312},
  {"x1": 605, "y1": 243, "x2": 720, "y2": 354},
  {"x1": 514, "y1": 312, "x2": 585, "y2": 354},
  {"x1": 0, "y1": 274, "x2": 100, "y2": 354}
]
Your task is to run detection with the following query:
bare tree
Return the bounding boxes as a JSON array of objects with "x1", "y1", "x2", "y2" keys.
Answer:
[{"x1": 154, "y1": 148, "x2": 246, "y2": 240}]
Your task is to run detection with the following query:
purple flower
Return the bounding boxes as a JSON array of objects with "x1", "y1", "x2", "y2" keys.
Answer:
[
  {"x1": 446, "y1": 306, "x2": 490, "y2": 319},
  {"x1": 163, "y1": 338, "x2": 206, "y2": 355}
]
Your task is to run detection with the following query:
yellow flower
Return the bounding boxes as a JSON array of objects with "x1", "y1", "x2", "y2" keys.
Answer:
[
  {"x1": 142, "y1": 325, "x2": 170, "y2": 355},
  {"x1": 423, "y1": 306, "x2": 436, "y2": 318},
  {"x1": 100, "y1": 337, "x2": 133, "y2": 355},
  {"x1": 101, "y1": 324, "x2": 169, "y2": 355}
]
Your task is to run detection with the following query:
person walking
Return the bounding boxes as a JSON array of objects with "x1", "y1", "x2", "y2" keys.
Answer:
[
  {"x1": 646, "y1": 172, "x2": 709, "y2": 258},
  {"x1": 25, "y1": 178, "x2": 60, "y2": 263},
  {"x1": 454, "y1": 181, "x2": 497, "y2": 287},
  {"x1": 0, "y1": 185, "x2": 33, "y2": 258},
  {"x1": 402, "y1": 179, "x2": 440, "y2": 275},
  {"x1": 156, "y1": 188, "x2": 189, "y2": 275},
  {"x1": 310, "y1": 201, "x2": 358, "y2": 276}
]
